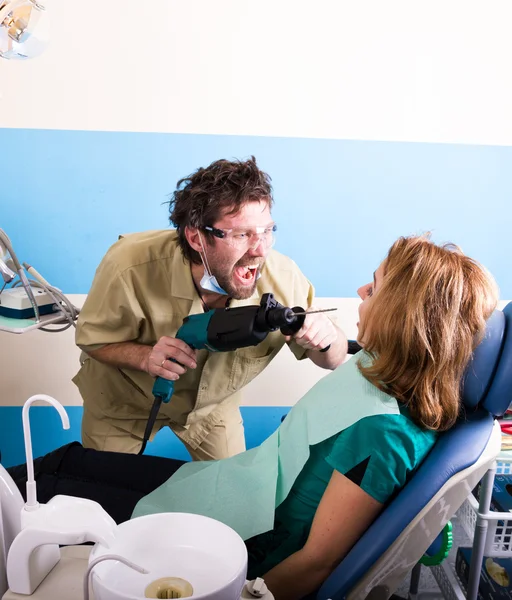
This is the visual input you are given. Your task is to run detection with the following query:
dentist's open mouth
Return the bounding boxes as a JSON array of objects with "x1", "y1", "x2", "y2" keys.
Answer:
[{"x1": 234, "y1": 265, "x2": 259, "y2": 285}]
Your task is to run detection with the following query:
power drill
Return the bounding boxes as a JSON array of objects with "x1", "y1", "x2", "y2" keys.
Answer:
[{"x1": 139, "y1": 293, "x2": 310, "y2": 454}]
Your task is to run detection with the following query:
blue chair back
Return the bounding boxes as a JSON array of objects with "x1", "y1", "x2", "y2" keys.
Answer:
[{"x1": 317, "y1": 302, "x2": 512, "y2": 600}]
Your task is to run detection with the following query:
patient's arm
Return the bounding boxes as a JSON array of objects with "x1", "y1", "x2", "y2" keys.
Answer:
[{"x1": 262, "y1": 470, "x2": 382, "y2": 600}]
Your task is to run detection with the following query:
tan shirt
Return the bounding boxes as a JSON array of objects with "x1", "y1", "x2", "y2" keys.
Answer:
[{"x1": 73, "y1": 230, "x2": 314, "y2": 448}]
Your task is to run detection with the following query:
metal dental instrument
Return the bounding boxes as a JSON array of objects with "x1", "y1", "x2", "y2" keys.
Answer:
[{"x1": 0, "y1": 257, "x2": 16, "y2": 283}]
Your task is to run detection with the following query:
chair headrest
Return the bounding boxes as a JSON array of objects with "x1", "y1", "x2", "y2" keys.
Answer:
[{"x1": 462, "y1": 302, "x2": 512, "y2": 417}]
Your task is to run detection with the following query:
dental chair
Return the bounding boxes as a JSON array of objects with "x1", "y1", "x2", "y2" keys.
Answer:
[
  {"x1": 314, "y1": 302, "x2": 512, "y2": 600},
  {"x1": 0, "y1": 306, "x2": 510, "y2": 600}
]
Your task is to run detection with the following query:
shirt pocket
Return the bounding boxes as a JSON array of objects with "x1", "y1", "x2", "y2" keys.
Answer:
[
  {"x1": 75, "y1": 358, "x2": 152, "y2": 418},
  {"x1": 227, "y1": 341, "x2": 277, "y2": 392}
]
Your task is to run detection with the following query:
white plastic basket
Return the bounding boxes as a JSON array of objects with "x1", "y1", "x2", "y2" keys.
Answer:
[
  {"x1": 458, "y1": 457, "x2": 512, "y2": 557},
  {"x1": 496, "y1": 457, "x2": 512, "y2": 475},
  {"x1": 431, "y1": 562, "x2": 467, "y2": 600}
]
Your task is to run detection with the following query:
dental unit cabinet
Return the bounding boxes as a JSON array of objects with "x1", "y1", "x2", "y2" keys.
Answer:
[{"x1": 0, "y1": 395, "x2": 276, "y2": 600}]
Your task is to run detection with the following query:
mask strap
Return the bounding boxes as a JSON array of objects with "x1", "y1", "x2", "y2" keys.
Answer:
[{"x1": 198, "y1": 232, "x2": 213, "y2": 277}]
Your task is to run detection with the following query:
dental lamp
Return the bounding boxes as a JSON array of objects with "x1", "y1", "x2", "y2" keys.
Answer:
[{"x1": 0, "y1": 0, "x2": 48, "y2": 59}]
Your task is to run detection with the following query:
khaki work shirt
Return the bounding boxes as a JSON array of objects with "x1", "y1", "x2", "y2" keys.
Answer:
[{"x1": 73, "y1": 230, "x2": 314, "y2": 449}]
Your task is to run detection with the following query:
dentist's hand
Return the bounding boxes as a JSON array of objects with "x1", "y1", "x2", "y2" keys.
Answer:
[
  {"x1": 292, "y1": 306, "x2": 338, "y2": 352},
  {"x1": 146, "y1": 336, "x2": 198, "y2": 380}
]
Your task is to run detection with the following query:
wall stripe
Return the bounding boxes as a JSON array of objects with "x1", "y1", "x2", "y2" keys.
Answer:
[
  {"x1": 2, "y1": 128, "x2": 511, "y2": 298},
  {"x1": 0, "y1": 406, "x2": 290, "y2": 468}
]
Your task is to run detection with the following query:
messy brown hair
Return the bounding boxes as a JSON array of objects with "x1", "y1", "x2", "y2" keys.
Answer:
[
  {"x1": 168, "y1": 156, "x2": 273, "y2": 264},
  {"x1": 358, "y1": 236, "x2": 499, "y2": 431}
]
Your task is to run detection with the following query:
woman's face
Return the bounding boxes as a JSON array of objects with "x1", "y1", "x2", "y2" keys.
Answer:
[{"x1": 356, "y1": 261, "x2": 385, "y2": 346}]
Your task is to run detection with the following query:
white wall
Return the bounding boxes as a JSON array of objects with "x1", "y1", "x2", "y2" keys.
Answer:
[
  {"x1": 0, "y1": 297, "x2": 361, "y2": 408},
  {"x1": 2, "y1": 0, "x2": 512, "y2": 145},
  {"x1": 1, "y1": 298, "x2": 508, "y2": 409}
]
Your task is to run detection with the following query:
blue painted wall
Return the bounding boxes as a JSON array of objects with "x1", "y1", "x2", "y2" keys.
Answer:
[
  {"x1": 0, "y1": 406, "x2": 290, "y2": 468},
  {"x1": 1, "y1": 128, "x2": 510, "y2": 298},
  {"x1": 1, "y1": 127, "x2": 511, "y2": 466}
]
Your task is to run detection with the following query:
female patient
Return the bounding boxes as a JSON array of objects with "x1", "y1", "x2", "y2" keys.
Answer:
[{"x1": 8, "y1": 235, "x2": 498, "y2": 600}]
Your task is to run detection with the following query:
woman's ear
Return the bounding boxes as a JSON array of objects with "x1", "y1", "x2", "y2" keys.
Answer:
[{"x1": 185, "y1": 226, "x2": 203, "y2": 254}]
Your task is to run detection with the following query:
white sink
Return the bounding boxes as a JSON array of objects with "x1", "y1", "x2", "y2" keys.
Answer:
[{"x1": 89, "y1": 513, "x2": 248, "y2": 600}]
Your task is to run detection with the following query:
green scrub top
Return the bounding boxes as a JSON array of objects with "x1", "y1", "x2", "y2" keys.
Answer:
[{"x1": 246, "y1": 406, "x2": 437, "y2": 578}]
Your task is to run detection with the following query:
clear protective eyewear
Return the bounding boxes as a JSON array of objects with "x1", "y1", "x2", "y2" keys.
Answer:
[{"x1": 204, "y1": 224, "x2": 277, "y2": 249}]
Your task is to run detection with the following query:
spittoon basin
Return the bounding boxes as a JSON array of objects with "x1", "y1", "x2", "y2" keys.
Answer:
[{"x1": 89, "y1": 512, "x2": 248, "y2": 600}]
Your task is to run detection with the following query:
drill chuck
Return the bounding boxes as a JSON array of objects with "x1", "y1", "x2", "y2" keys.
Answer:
[
  {"x1": 264, "y1": 306, "x2": 299, "y2": 331},
  {"x1": 254, "y1": 294, "x2": 306, "y2": 336}
]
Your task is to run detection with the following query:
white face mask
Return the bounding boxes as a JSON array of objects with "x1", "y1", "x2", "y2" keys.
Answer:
[
  {"x1": 200, "y1": 270, "x2": 229, "y2": 296},
  {"x1": 198, "y1": 233, "x2": 229, "y2": 296}
]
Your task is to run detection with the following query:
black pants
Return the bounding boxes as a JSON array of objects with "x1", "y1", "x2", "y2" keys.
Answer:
[
  {"x1": 7, "y1": 443, "x2": 291, "y2": 579},
  {"x1": 7, "y1": 442, "x2": 185, "y2": 524}
]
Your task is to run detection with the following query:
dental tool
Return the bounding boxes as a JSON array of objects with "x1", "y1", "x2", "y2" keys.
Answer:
[
  {"x1": 0, "y1": 258, "x2": 15, "y2": 284},
  {"x1": 22, "y1": 262, "x2": 52, "y2": 288},
  {"x1": 0, "y1": 228, "x2": 80, "y2": 330},
  {"x1": 0, "y1": 229, "x2": 41, "y2": 322}
]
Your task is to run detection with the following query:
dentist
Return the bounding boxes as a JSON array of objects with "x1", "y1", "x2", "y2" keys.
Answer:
[{"x1": 73, "y1": 157, "x2": 347, "y2": 460}]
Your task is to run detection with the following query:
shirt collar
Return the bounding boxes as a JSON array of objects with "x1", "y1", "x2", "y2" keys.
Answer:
[{"x1": 169, "y1": 242, "x2": 197, "y2": 301}]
